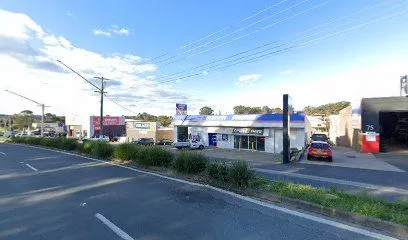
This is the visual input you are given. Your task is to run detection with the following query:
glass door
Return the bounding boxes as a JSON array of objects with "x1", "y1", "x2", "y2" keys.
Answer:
[
  {"x1": 234, "y1": 135, "x2": 240, "y2": 149},
  {"x1": 249, "y1": 136, "x2": 257, "y2": 150},
  {"x1": 241, "y1": 136, "x2": 249, "y2": 149}
]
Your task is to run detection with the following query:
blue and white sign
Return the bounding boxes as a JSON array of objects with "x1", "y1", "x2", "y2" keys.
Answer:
[{"x1": 176, "y1": 103, "x2": 187, "y2": 115}]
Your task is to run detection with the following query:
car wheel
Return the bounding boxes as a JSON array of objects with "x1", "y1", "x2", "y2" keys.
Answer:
[
  {"x1": 307, "y1": 154, "x2": 312, "y2": 160},
  {"x1": 327, "y1": 157, "x2": 333, "y2": 162},
  {"x1": 199, "y1": 145, "x2": 204, "y2": 150}
]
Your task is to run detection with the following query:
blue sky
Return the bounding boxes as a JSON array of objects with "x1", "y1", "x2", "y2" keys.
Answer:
[{"x1": 1, "y1": 0, "x2": 408, "y2": 115}]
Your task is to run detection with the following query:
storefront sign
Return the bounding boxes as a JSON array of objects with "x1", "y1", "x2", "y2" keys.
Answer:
[
  {"x1": 176, "y1": 103, "x2": 187, "y2": 115},
  {"x1": 92, "y1": 116, "x2": 121, "y2": 126},
  {"x1": 232, "y1": 128, "x2": 264, "y2": 135},
  {"x1": 133, "y1": 123, "x2": 150, "y2": 129}
]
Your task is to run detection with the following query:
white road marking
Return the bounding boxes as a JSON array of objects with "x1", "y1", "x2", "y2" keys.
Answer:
[
  {"x1": 0, "y1": 152, "x2": 6, "y2": 156},
  {"x1": 12, "y1": 144, "x2": 398, "y2": 240},
  {"x1": 254, "y1": 168, "x2": 408, "y2": 195},
  {"x1": 28, "y1": 156, "x2": 58, "y2": 161},
  {"x1": 25, "y1": 163, "x2": 38, "y2": 172},
  {"x1": 95, "y1": 213, "x2": 134, "y2": 240}
]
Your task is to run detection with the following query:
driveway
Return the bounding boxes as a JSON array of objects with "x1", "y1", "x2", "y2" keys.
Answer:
[{"x1": 300, "y1": 146, "x2": 405, "y2": 172}]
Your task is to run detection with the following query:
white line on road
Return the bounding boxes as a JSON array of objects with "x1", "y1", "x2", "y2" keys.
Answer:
[
  {"x1": 25, "y1": 163, "x2": 38, "y2": 172},
  {"x1": 95, "y1": 213, "x2": 134, "y2": 240},
  {"x1": 0, "y1": 152, "x2": 6, "y2": 156},
  {"x1": 13, "y1": 144, "x2": 398, "y2": 240},
  {"x1": 254, "y1": 168, "x2": 408, "y2": 195}
]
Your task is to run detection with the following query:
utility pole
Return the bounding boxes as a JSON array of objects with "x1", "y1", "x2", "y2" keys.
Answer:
[
  {"x1": 401, "y1": 75, "x2": 408, "y2": 96},
  {"x1": 94, "y1": 77, "x2": 107, "y2": 136},
  {"x1": 57, "y1": 60, "x2": 110, "y2": 137},
  {"x1": 4, "y1": 89, "x2": 48, "y2": 136}
]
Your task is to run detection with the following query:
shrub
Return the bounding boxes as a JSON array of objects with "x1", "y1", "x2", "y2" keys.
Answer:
[
  {"x1": 79, "y1": 141, "x2": 93, "y2": 154},
  {"x1": 59, "y1": 138, "x2": 79, "y2": 151},
  {"x1": 207, "y1": 161, "x2": 253, "y2": 187},
  {"x1": 229, "y1": 161, "x2": 253, "y2": 187},
  {"x1": 206, "y1": 162, "x2": 230, "y2": 182},
  {"x1": 113, "y1": 143, "x2": 139, "y2": 161},
  {"x1": 174, "y1": 151, "x2": 207, "y2": 173},
  {"x1": 89, "y1": 141, "x2": 114, "y2": 159},
  {"x1": 137, "y1": 146, "x2": 173, "y2": 167}
]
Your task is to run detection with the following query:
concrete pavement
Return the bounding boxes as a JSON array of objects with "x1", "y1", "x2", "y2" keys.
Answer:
[{"x1": 0, "y1": 143, "x2": 399, "y2": 240}]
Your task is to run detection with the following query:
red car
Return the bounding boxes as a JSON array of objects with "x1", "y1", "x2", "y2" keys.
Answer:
[{"x1": 307, "y1": 141, "x2": 332, "y2": 162}]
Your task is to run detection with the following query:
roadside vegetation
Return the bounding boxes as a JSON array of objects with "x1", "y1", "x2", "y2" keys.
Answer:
[{"x1": 6, "y1": 137, "x2": 408, "y2": 226}]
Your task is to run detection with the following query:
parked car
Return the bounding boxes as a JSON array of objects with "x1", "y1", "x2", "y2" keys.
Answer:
[
  {"x1": 156, "y1": 139, "x2": 173, "y2": 145},
  {"x1": 310, "y1": 133, "x2": 329, "y2": 143},
  {"x1": 15, "y1": 132, "x2": 28, "y2": 137},
  {"x1": 131, "y1": 138, "x2": 155, "y2": 146},
  {"x1": 85, "y1": 135, "x2": 110, "y2": 142},
  {"x1": 3, "y1": 131, "x2": 16, "y2": 138},
  {"x1": 307, "y1": 141, "x2": 332, "y2": 162},
  {"x1": 174, "y1": 139, "x2": 205, "y2": 150}
]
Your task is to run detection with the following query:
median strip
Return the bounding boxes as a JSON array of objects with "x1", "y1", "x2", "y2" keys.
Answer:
[
  {"x1": 95, "y1": 213, "x2": 134, "y2": 240},
  {"x1": 25, "y1": 163, "x2": 38, "y2": 172}
]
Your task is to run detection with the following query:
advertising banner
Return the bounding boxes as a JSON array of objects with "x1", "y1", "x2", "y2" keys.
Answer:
[
  {"x1": 127, "y1": 122, "x2": 151, "y2": 130},
  {"x1": 92, "y1": 117, "x2": 121, "y2": 126},
  {"x1": 176, "y1": 103, "x2": 187, "y2": 115}
]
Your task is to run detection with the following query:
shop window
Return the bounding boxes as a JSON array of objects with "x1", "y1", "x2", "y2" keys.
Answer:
[{"x1": 257, "y1": 137, "x2": 265, "y2": 151}]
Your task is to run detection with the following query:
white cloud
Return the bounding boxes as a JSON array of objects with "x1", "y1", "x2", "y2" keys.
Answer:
[
  {"x1": 93, "y1": 29, "x2": 111, "y2": 37},
  {"x1": 236, "y1": 73, "x2": 261, "y2": 87},
  {"x1": 93, "y1": 25, "x2": 130, "y2": 37},
  {"x1": 110, "y1": 25, "x2": 130, "y2": 36},
  {"x1": 0, "y1": 9, "x2": 194, "y2": 116},
  {"x1": 66, "y1": 12, "x2": 73, "y2": 17},
  {"x1": 280, "y1": 69, "x2": 292, "y2": 75}
]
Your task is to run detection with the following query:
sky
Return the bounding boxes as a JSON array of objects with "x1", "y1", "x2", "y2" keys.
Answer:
[{"x1": 0, "y1": 0, "x2": 408, "y2": 117}]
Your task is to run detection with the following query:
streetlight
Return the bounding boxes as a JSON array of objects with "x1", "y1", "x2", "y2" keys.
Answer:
[{"x1": 4, "y1": 89, "x2": 49, "y2": 136}]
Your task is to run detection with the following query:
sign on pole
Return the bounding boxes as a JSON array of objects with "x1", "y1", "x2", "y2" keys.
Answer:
[{"x1": 176, "y1": 103, "x2": 187, "y2": 115}]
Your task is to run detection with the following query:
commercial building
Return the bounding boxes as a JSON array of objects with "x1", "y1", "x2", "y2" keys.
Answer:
[
  {"x1": 126, "y1": 120, "x2": 173, "y2": 142},
  {"x1": 65, "y1": 114, "x2": 126, "y2": 139},
  {"x1": 173, "y1": 114, "x2": 305, "y2": 153},
  {"x1": 361, "y1": 96, "x2": 408, "y2": 153}
]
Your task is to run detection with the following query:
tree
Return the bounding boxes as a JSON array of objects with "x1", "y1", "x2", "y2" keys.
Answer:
[
  {"x1": 302, "y1": 101, "x2": 350, "y2": 116},
  {"x1": 133, "y1": 112, "x2": 157, "y2": 122},
  {"x1": 157, "y1": 115, "x2": 173, "y2": 127},
  {"x1": 199, "y1": 106, "x2": 214, "y2": 115},
  {"x1": 234, "y1": 105, "x2": 283, "y2": 114}
]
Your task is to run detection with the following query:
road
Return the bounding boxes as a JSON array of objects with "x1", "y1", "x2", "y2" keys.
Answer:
[{"x1": 0, "y1": 143, "x2": 398, "y2": 240}]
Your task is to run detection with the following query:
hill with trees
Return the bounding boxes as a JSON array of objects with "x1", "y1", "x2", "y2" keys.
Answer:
[{"x1": 302, "y1": 101, "x2": 350, "y2": 116}]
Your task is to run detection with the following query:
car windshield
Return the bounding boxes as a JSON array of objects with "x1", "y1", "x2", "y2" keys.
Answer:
[
  {"x1": 311, "y1": 143, "x2": 329, "y2": 149},
  {"x1": 311, "y1": 134, "x2": 327, "y2": 141}
]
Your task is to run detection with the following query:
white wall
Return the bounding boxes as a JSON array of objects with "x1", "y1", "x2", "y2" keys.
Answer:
[
  {"x1": 216, "y1": 134, "x2": 234, "y2": 149},
  {"x1": 273, "y1": 128, "x2": 305, "y2": 153}
]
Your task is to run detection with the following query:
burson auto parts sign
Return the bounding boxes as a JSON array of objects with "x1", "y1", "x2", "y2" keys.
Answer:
[{"x1": 92, "y1": 116, "x2": 123, "y2": 126}]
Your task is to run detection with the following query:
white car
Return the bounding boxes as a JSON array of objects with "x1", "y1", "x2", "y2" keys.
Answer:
[
  {"x1": 87, "y1": 135, "x2": 110, "y2": 142},
  {"x1": 15, "y1": 132, "x2": 28, "y2": 137}
]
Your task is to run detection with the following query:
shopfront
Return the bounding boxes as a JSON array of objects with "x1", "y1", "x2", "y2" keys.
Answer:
[{"x1": 173, "y1": 114, "x2": 305, "y2": 153}]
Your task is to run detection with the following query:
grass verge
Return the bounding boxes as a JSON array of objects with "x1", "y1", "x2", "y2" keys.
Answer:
[{"x1": 249, "y1": 177, "x2": 408, "y2": 226}]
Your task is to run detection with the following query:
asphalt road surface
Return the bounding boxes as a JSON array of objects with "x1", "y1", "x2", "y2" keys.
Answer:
[{"x1": 0, "y1": 144, "x2": 398, "y2": 240}]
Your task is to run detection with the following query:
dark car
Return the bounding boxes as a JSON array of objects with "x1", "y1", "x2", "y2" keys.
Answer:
[
  {"x1": 310, "y1": 133, "x2": 329, "y2": 143},
  {"x1": 307, "y1": 141, "x2": 332, "y2": 162},
  {"x1": 132, "y1": 138, "x2": 155, "y2": 146},
  {"x1": 156, "y1": 139, "x2": 173, "y2": 145}
]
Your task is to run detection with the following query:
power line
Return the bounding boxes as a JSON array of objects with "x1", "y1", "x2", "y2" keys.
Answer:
[
  {"x1": 157, "y1": 6, "x2": 408, "y2": 85},
  {"x1": 154, "y1": 0, "x2": 397, "y2": 82},
  {"x1": 157, "y1": 0, "x2": 333, "y2": 67},
  {"x1": 147, "y1": 0, "x2": 290, "y2": 64}
]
